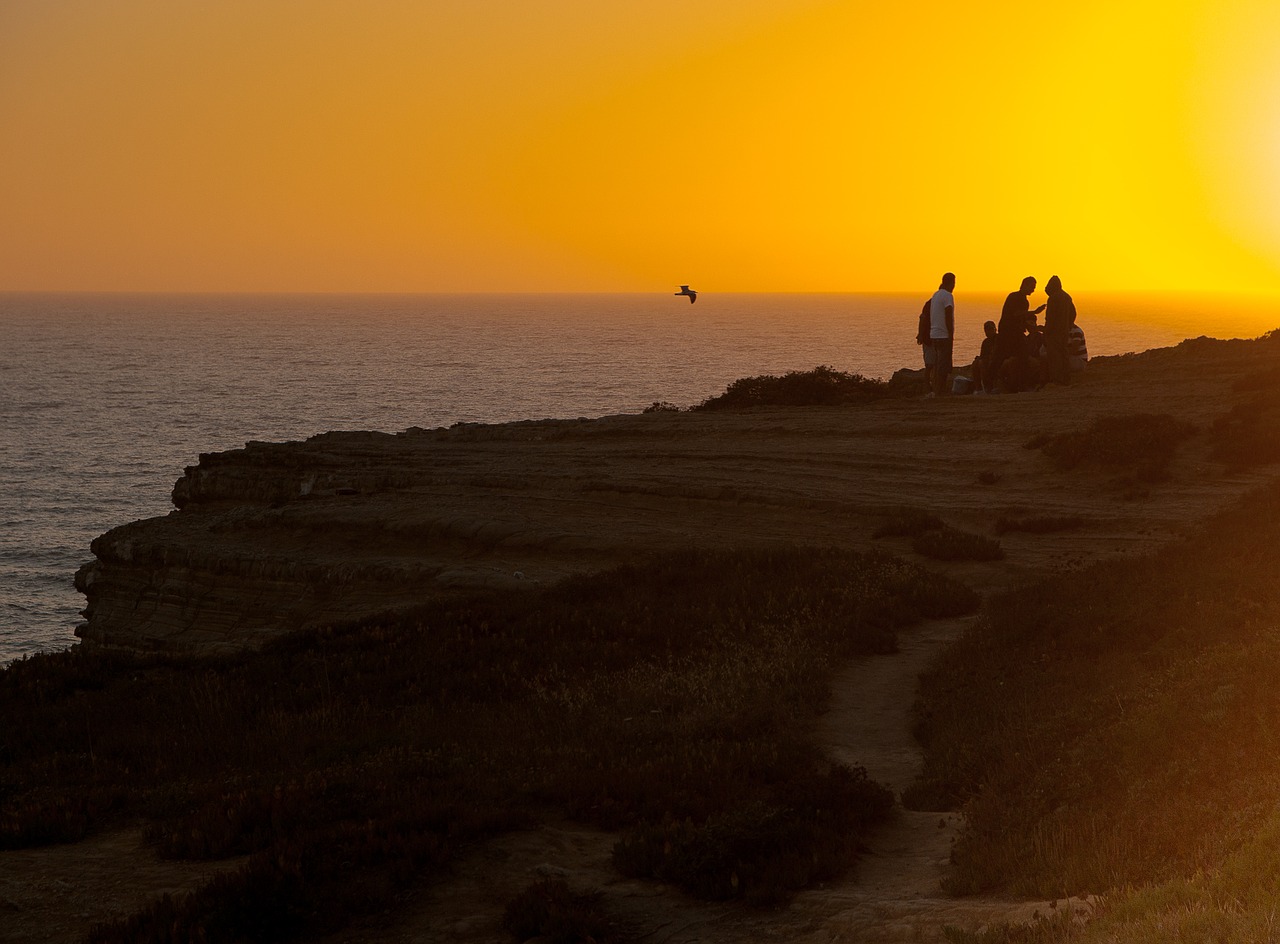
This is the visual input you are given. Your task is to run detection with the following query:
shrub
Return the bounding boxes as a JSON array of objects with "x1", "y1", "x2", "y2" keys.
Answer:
[
  {"x1": 1210, "y1": 390, "x2": 1280, "y2": 469},
  {"x1": 613, "y1": 765, "x2": 892, "y2": 904},
  {"x1": 1032, "y1": 413, "x2": 1194, "y2": 483},
  {"x1": 872, "y1": 508, "x2": 946, "y2": 539},
  {"x1": 992, "y1": 515, "x2": 1086, "y2": 535},
  {"x1": 912, "y1": 527, "x2": 1004, "y2": 562},
  {"x1": 502, "y1": 880, "x2": 626, "y2": 944},
  {"x1": 642, "y1": 401, "x2": 681, "y2": 413},
  {"x1": 695, "y1": 366, "x2": 889, "y2": 410}
]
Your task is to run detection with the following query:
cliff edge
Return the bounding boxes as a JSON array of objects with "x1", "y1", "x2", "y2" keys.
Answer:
[{"x1": 75, "y1": 337, "x2": 1279, "y2": 654}]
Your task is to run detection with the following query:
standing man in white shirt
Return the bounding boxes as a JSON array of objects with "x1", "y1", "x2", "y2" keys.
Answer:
[{"x1": 929, "y1": 272, "x2": 956, "y2": 397}]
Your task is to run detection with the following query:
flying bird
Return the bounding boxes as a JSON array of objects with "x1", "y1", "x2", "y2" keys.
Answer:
[{"x1": 674, "y1": 285, "x2": 697, "y2": 304}]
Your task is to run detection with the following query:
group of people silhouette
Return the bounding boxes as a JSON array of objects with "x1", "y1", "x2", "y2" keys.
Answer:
[{"x1": 917, "y1": 273, "x2": 1087, "y2": 397}]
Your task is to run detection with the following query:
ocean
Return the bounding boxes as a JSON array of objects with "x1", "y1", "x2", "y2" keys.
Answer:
[{"x1": 3, "y1": 291, "x2": 1277, "y2": 663}]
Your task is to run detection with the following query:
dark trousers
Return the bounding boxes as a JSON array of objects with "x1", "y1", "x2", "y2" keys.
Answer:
[
  {"x1": 1045, "y1": 334, "x2": 1070, "y2": 385},
  {"x1": 931, "y1": 338, "x2": 953, "y2": 395}
]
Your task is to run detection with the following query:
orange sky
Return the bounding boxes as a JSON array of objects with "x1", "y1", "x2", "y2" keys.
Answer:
[{"x1": 2, "y1": 1, "x2": 1279, "y2": 294}]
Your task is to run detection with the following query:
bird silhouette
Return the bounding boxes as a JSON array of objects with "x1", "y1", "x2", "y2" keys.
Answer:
[{"x1": 674, "y1": 285, "x2": 697, "y2": 304}]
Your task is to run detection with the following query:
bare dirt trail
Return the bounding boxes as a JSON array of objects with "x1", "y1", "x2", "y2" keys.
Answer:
[{"x1": 792, "y1": 618, "x2": 1093, "y2": 942}]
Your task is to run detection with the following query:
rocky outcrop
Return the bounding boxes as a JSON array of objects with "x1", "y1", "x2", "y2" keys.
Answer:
[{"x1": 73, "y1": 339, "x2": 1280, "y2": 655}]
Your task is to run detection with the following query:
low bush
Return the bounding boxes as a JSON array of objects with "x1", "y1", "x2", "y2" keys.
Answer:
[
  {"x1": 1031, "y1": 413, "x2": 1194, "y2": 483},
  {"x1": 613, "y1": 765, "x2": 892, "y2": 904},
  {"x1": 992, "y1": 515, "x2": 1087, "y2": 535},
  {"x1": 912, "y1": 527, "x2": 1004, "y2": 562},
  {"x1": 872, "y1": 508, "x2": 946, "y2": 539},
  {"x1": 694, "y1": 366, "x2": 889, "y2": 410},
  {"x1": 1210, "y1": 389, "x2": 1280, "y2": 469},
  {"x1": 503, "y1": 879, "x2": 627, "y2": 944}
]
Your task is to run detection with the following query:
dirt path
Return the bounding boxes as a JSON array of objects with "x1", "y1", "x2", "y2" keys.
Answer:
[
  {"x1": 327, "y1": 617, "x2": 1088, "y2": 944},
  {"x1": 791, "y1": 618, "x2": 1093, "y2": 942}
]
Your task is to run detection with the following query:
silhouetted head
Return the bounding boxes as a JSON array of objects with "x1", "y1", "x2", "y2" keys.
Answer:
[
  {"x1": 984, "y1": 320, "x2": 997, "y2": 338},
  {"x1": 1024, "y1": 312, "x2": 1037, "y2": 327},
  {"x1": 1019, "y1": 276, "x2": 1037, "y2": 294},
  {"x1": 1045, "y1": 275, "x2": 1063, "y2": 293},
  {"x1": 940, "y1": 272, "x2": 956, "y2": 292}
]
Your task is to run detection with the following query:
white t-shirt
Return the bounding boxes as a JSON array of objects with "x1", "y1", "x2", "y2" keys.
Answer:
[{"x1": 929, "y1": 289, "x2": 954, "y2": 340}]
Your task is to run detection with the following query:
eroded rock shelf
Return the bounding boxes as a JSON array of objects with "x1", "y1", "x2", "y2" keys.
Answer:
[{"x1": 75, "y1": 338, "x2": 1278, "y2": 654}]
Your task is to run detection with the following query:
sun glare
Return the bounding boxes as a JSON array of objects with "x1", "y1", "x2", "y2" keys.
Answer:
[{"x1": 0, "y1": 0, "x2": 1278, "y2": 294}]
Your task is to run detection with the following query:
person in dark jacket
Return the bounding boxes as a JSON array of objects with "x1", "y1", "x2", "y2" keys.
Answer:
[
  {"x1": 976, "y1": 320, "x2": 998, "y2": 392},
  {"x1": 1042, "y1": 275, "x2": 1077, "y2": 385},
  {"x1": 993, "y1": 276, "x2": 1045, "y2": 392}
]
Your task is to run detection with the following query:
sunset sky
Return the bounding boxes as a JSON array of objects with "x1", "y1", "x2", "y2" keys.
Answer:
[{"x1": 2, "y1": 0, "x2": 1279, "y2": 294}]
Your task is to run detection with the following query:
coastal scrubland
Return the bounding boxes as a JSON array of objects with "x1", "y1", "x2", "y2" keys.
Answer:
[
  {"x1": 914, "y1": 480, "x2": 1280, "y2": 942},
  {"x1": 1, "y1": 548, "x2": 975, "y2": 942},
  {"x1": 11, "y1": 339, "x2": 1280, "y2": 942}
]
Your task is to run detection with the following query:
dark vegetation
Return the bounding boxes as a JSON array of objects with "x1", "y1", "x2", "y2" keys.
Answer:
[
  {"x1": 694, "y1": 365, "x2": 890, "y2": 410},
  {"x1": 911, "y1": 527, "x2": 1004, "y2": 562},
  {"x1": 992, "y1": 515, "x2": 1087, "y2": 536},
  {"x1": 0, "y1": 548, "x2": 978, "y2": 942},
  {"x1": 1209, "y1": 367, "x2": 1280, "y2": 468},
  {"x1": 503, "y1": 879, "x2": 629, "y2": 944},
  {"x1": 871, "y1": 508, "x2": 945, "y2": 539},
  {"x1": 909, "y1": 479, "x2": 1280, "y2": 899},
  {"x1": 643, "y1": 400, "x2": 681, "y2": 413},
  {"x1": 611, "y1": 764, "x2": 892, "y2": 904},
  {"x1": 1027, "y1": 413, "x2": 1194, "y2": 484},
  {"x1": 873, "y1": 509, "x2": 1003, "y2": 562}
]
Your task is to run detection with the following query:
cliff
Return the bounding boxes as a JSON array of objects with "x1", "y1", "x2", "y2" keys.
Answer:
[{"x1": 75, "y1": 337, "x2": 1280, "y2": 654}]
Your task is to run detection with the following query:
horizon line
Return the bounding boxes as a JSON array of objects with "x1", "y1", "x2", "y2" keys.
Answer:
[{"x1": 3, "y1": 287, "x2": 1278, "y2": 298}]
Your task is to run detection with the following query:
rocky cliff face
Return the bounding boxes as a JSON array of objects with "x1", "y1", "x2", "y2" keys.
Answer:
[
  {"x1": 74, "y1": 423, "x2": 616, "y2": 653},
  {"x1": 73, "y1": 340, "x2": 1280, "y2": 655}
]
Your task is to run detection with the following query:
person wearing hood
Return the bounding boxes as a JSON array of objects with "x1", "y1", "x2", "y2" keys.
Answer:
[{"x1": 1043, "y1": 275, "x2": 1077, "y2": 385}]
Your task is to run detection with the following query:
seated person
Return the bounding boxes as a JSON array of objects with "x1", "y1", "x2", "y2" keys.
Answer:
[
  {"x1": 1025, "y1": 313, "x2": 1047, "y2": 389},
  {"x1": 1068, "y1": 323, "x2": 1088, "y2": 372},
  {"x1": 974, "y1": 320, "x2": 998, "y2": 392}
]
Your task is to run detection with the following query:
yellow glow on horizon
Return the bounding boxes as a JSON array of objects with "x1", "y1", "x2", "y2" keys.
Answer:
[{"x1": 1, "y1": 1, "x2": 1278, "y2": 294}]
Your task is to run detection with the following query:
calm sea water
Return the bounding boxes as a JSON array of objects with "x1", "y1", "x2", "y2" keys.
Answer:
[{"x1": 2, "y1": 291, "x2": 1276, "y2": 662}]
